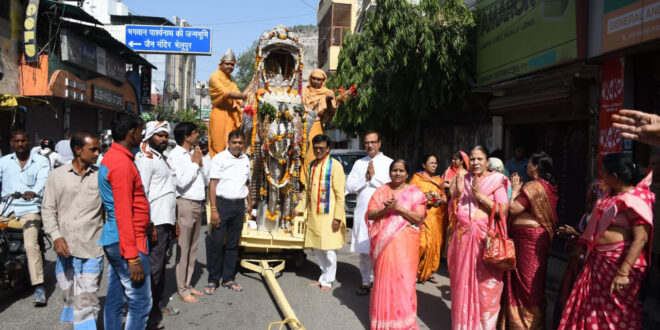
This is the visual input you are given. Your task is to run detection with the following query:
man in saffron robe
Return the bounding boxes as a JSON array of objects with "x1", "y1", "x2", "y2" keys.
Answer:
[
  {"x1": 296, "y1": 134, "x2": 345, "y2": 292},
  {"x1": 208, "y1": 48, "x2": 256, "y2": 157},
  {"x1": 301, "y1": 69, "x2": 337, "y2": 186}
]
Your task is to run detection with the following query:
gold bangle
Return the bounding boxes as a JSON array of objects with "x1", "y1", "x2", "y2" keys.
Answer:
[
  {"x1": 616, "y1": 269, "x2": 629, "y2": 277},
  {"x1": 210, "y1": 206, "x2": 217, "y2": 210},
  {"x1": 623, "y1": 259, "x2": 634, "y2": 267},
  {"x1": 127, "y1": 258, "x2": 140, "y2": 264}
]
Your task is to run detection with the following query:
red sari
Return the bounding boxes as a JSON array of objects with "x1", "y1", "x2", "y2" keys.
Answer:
[
  {"x1": 367, "y1": 184, "x2": 427, "y2": 330},
  {"x1": 558, "y1": 185, "x2": 654, "y2": 330},
  {"x1": 500, "y1": 179, "x2": 558, "y2": 329}
]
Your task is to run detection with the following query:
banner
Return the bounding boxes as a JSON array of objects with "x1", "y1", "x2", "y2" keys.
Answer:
[{"x1": 598, "y1": 57, "x2": 625, "y2": 169}]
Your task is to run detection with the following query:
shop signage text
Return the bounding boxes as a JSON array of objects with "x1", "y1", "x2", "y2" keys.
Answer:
[
  {"x1": 60, "y1": 28, "x2": 127, "y2": 82},
  {"x1": 476, "y1": 0, "x2": 578, "y2": 85},
  {"x1": 125, "y1": 25, "x2": 212, "y2": 55},
  {"x1": 602, "y1": 0, "x2": 660, "y2": 52},
  {"x1": 23, "y1": 0, "x2": 40, "y2": 62},
  {"x1": 93, "y1": 85, "x2": 124, "y2": 110},
  {"x1": 598, "y1": 58, "x2": 625, "y2": 170}
]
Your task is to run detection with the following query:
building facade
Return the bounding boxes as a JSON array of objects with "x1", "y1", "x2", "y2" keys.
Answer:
[{"x1": 317, "y1": 0, "x2": 357, "y2": 74}]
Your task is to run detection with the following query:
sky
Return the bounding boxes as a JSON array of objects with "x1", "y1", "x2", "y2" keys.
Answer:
[{"x1": 121, "y1": 0, "x2": 318, "y2": 81}]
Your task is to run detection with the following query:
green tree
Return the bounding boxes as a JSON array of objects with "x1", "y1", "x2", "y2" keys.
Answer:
[
  {"x1": 329, "y1": 0, "x2": 475, "y2": 161},
  {"x1": 234, "y1": 40, "x2": 259, "y2": 91}
]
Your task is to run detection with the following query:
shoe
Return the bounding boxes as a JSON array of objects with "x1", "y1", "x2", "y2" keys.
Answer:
[{"x1": 33, "y1": 286, "x2": 47, "y2": 306}]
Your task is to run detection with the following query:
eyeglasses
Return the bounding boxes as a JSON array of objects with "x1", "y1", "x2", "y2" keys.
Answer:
[{"x1": 364, "y1": 141, "x2": 379, "y2": 145}]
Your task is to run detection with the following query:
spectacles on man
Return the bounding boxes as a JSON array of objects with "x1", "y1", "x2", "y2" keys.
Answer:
[{"x1": 364, "y1": 141, "x2": 379, "y2": 145}]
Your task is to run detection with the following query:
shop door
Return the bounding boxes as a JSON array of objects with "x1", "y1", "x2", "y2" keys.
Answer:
[{"x1": 509, "y1": 120, "x2": 589, "y2": 227}]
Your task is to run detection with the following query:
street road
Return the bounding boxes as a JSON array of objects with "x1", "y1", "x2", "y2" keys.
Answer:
[{"x1": 0, "y1": 227, "x2": 453, "y2": 329}]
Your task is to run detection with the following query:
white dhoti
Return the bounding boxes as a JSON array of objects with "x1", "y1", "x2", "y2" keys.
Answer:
[
  {"x1": 345, "y1": 153, "x2": 393, "y2": 286},
  {"x1": 313, "y1": 249, "x2": 337, "y2": 287}
]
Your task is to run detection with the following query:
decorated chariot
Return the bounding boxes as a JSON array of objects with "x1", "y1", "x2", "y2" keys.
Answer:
[{"x1": 238, "y1": 25, "x2": 311, "y2": 330}]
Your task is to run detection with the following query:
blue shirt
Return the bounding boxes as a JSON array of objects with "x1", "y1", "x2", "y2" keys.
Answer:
[
  {"x1": 505, "y1": 157, "x2": 529, "y2": 182},
  {"x1": 0, "y1": 153, "x2": 51, "y2": 217}
]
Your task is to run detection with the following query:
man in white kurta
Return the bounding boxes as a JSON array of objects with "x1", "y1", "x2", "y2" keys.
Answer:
[{"x1": 345, "y1": 132, "x2": 392, "y2": 295}]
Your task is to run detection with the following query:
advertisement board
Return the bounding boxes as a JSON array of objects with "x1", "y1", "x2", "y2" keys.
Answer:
[
  {"x1": 598, "y1": 58, "x2": 625, "y2": 169},
  {"x1": 476, "y1": 0, "x2": 578, "y2": 85},
  {"x1": 602, "y1": 0, "x2": 660, "y2": 53}
]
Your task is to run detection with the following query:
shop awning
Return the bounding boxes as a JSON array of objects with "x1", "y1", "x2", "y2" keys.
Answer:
[
  {"x1": 59, "y1": 20, "x2": 157, "y2": 70},
  {"x1": 0, "y1": 95, "x2": 50, "y2": 110},
  {"x1": 109, "y1": 15, "x2": 175, "y2": 26},
  {"x1": 42, "y1": 0, "x2": 103, "y2": 25}
]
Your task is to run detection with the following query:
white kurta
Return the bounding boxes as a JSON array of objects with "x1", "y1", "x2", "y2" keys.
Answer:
[{"x1": 345, "y1": 152, "x2": 393, "y2": 253}]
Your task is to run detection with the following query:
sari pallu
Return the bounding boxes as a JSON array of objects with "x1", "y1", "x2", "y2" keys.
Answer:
[
  {"x1": 558, "y1": 186, "x2": 654, "y2": 330},
  {"x1": 409, "y1": 172, "x2": 448, "y2": 282},
  {"x1": 367, "y1": 184, "x2": 427, "y2": 330},
  {"x1": 500, "y1": 179, "x2": 558, "y2": 330},
  {"x1": 447, "y1": 172, "x2": 510, "y2": 330}
]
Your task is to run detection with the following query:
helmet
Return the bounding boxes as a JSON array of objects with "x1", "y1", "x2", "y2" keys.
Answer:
[{"x1": 41, "y1": 138, "x2": 55, "y2": 150}]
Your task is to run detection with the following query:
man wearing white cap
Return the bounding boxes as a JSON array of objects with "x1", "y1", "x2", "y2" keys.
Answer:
[
  {"x1": 208, "y1": 48, "x2": 257, "y2": 157},
  {"x1": 135, "y1": 121, "x2": 178, "y2": 329}
]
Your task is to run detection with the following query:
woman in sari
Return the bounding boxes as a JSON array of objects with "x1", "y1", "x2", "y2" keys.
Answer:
[
  {"x1": 552, "y1": 179, "x2": 607, "y2": 327},
  {"x1": 558, "y1": 153, "x2": 654, "y2": 330},
  {"x1": 409, "y1": 154, "x2": 448, "y2": 284},
  {"x1": 500, "y1": 151, "x2": 558, "y2": 329},
  {"x1": 447, "y1": 146, "x2": 511, "y2": 330},
  {"x1": 301, "y1": 69, "x2": 337, "y2": 186},
  {"x1": 442, "y1": 150, "x2": 469, "y2": 187},
  {"x1": 367, "y1": 159, "x2": 427, "y2": 330}
]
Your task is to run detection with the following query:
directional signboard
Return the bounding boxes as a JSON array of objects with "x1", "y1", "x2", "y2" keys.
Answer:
[{"x1": 125, "y1": 25, "x2": 212, "y2": 55}]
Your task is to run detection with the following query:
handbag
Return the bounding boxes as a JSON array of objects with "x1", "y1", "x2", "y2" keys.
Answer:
[{"x1": 482, "y1": 203, "x2": 516, "y2": 271}]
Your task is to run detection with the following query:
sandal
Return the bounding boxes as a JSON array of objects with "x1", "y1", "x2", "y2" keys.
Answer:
[
  {"x1": 162, "y1": 306, "x2": 180, "y2": 316},
  {"x1": 221, "y1": 281, "x2": 244, "y2": 292},
  {"x1": 204, "y1": 283, "x2": 217, "y2": 295},
  {"x1": 355, "y1": 285, "x2": 371, "y2": 296},
  {"x1": 427, "y1": 276, "x2": 438, "y2": 284}
]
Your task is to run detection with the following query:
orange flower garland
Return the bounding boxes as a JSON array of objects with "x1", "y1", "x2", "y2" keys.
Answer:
[{"x1": 266, "y1": 209, "x2": 279, "y2": 221}]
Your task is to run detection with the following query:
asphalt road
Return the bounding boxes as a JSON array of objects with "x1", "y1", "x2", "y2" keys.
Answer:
[{"x1": 0, "y1": 227, "x2": 453, "y2": 330}]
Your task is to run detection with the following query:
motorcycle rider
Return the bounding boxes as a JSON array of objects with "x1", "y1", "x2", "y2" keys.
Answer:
[{"x1": 0, "y1": 127, "x2": 50, "y2": 305}]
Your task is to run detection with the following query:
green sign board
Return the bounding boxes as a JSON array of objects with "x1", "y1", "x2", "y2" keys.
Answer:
[{"x1": 476, "y1": 0, "x2": 578, "y2": 85}]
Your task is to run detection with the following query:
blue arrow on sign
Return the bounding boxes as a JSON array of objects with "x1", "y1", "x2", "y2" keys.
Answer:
[{"x1": 125, "y1": 25, "x2": 212, "y2": 55}]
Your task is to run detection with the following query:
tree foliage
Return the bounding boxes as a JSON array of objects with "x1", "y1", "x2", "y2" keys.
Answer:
[
  {"x1": 141, "y1": 107, "x2": 208, "y2": 136},
  {"x1": 329, "y1": 0, "x2": 475, "y2": 135},
  {"x1": 234, "y1": 40, "x2": 259, "y2": 91}
]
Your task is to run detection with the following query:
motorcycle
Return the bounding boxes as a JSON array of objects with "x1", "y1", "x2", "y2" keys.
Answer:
[{"x1": 0, "y1": 192, "x2": 45, "y2": 290}]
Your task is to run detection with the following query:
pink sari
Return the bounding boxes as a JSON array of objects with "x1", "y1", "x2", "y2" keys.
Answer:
[
  {"x1": 447, "y1": 172, "x2": 510, "y2": 330},
  {"x1": 558, "y1": 185, "x2": 654, "y2": 330},
  {"x1": 367, "y1": 184, "x2": 427, "y2": 330}
]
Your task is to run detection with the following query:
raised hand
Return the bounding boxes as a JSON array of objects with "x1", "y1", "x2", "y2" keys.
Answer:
[
  {"x1": 511, "y1": 173, "x2": 523, "y2": 194},
  {"x1": 191, "y1": 146, "x2": 203, "y2": 166},
  {"x1": 611, "y1": 109, "x2": 660, "y2": 146}
]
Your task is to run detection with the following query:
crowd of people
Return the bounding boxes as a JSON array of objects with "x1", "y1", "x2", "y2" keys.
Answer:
[{"x1": 0, "y1": 51, "x2": 657, "y2": 330}]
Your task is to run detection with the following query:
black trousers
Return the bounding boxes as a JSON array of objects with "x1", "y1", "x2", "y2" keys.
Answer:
[
  {"x1": 205, "y1": 197, "x2": 245, "y2": 286},
  {"x1": 148, "y1": 224, "x2": 173, "y2": 323}
]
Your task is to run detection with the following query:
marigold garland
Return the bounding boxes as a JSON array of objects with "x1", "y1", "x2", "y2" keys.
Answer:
[{"x1": 266, "y1": 209, "x2": 279, "y2": 221}]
